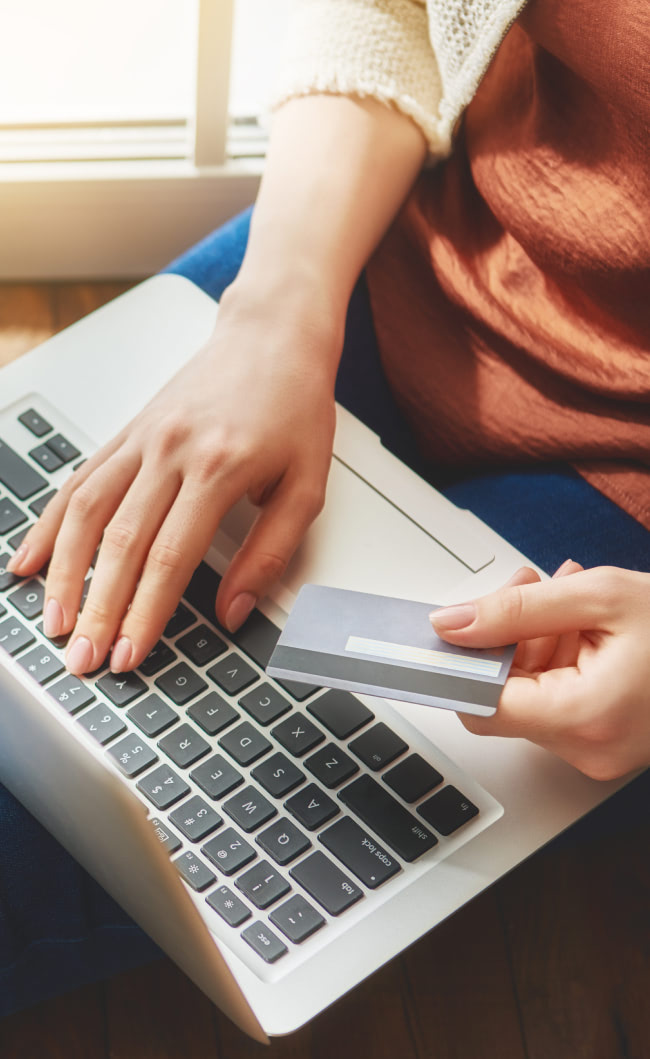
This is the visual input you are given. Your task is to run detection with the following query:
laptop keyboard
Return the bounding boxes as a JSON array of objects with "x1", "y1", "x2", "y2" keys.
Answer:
[{"x1": 0, "y1": 403, "x2": 502, "y2": 976}]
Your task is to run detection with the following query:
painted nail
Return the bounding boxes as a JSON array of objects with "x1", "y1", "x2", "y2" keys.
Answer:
[
  {"x1": 6, "y1": 544, "x2": 28, "y2": 572},
  {"x1": 553, "y1": 558, "x2": 575, "y2": 578},
  {"x1": 110, "y1": 636, "x2": 132, "y2": 674},
  {"x1": 43, "y1": 598, "x2": 64, "y2": 639},
  {"x1": 430, "y1": 602, "x2": 476, "y2": 631},
  {"x1": 225, "y1": 591, "x2": 256, "y2": 633},
  {"x1": 65, "y1": 636, "x2": 94, "y2": 674}
]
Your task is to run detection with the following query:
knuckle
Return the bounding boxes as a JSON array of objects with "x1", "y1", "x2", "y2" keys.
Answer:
[
  {"x1": 146, "y1": 539, "x2": 184, "y2": 574},
  {"x1": 255, "y1": 550, "x2": 288, "y2": 583},
  {"x1": 295, "y1": 483, "x2": 325, "y2": 521},
  {"x1": 191, "y1": 440, "x2": 237, "y2": 482},
  {"x1": 103, "y1": 519, "x2": 139, "y2": 555},
  {"x1": 68, "y1": 482, "x2": 101, "y2": 521},
  {"x1": 80, "y1": 595, "x2": 114, "y2": 626},
  {"x1": 152, "y1": 414, "x2": 189, "y2": 458},
  {"x1": 496, "y1": 586, "x2": 526, "y2": 627}
]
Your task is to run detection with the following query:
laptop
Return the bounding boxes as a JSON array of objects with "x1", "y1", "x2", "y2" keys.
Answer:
[{"x1": 0, "y1": 275, "x2": 631, "y2": 1041}]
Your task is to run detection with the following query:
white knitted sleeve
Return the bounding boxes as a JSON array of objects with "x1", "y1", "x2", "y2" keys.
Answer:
[
  {"x1": 271, "y1": 0, "x2": 449, "y2": 156},
  {"x1": 271, "y1": 0, "x2": 527, "y2": 157}
]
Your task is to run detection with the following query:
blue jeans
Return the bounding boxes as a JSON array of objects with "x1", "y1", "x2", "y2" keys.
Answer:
[{"x1": 1, "y1": 209, "x2": 648, "y2": 1019}]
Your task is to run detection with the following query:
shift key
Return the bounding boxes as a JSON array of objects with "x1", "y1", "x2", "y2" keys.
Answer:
[
  {"x1": 0, "y1": 438, "x2": 48, "y2": 499},
  {"x1": 339, "y1": 775, "x2": 438, "y2": 862}
]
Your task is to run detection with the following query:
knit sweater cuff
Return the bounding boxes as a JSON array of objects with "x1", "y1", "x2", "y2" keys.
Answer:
[{"x1": 270, "y1": 0, "x2": 449, "y2": 158}]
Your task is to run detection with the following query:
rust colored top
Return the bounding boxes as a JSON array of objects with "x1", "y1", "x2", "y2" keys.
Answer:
[{"x1": 367, "y1": 0, "x2": 650, "y2": 529}]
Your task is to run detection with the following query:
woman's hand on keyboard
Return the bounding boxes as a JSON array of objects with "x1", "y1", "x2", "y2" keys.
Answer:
[
  {"x1": 8, "y1": 286, "x2": 339, "y2": 675},
  {"x1": 431, "y1": 562, "x2": 650, "y2": 780}
]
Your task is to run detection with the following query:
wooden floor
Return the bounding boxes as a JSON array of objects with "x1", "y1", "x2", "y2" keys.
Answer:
[{"x1": 0, "y1": 283, "x2": 648, "y2": 1059}]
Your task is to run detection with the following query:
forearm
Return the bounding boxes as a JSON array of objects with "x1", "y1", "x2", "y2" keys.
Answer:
[{"x1": 228, "y1": 94, "x2": 427, "y2": 330}]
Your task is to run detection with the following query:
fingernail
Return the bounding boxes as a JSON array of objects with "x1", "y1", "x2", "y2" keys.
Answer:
[
  {"x1": 6, "y1": 544, "x2": 28, "y2": 571},
  {"x1": 225, "y1": 591, "x2": 256, "y2": 632},
  {"x1": 43, "y1": 598, "x2": 63, "y2": 639},
  {"x1": 65, "y1": 636, "x2": 93, "y2": 674},
  {"x1": 430, "y1": 603, "x2": 476, "y2": 631},
  {"x1": 110, "y1": 636, "x2": 132, "y2": 673},
  {"x1": 553, "y1": 558, "x2": 574, "y2": 578}
]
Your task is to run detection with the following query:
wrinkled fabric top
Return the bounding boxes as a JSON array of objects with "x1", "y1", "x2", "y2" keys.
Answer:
[{"x1": 367, "y1": 0, "x2": 650, "y2": 529}]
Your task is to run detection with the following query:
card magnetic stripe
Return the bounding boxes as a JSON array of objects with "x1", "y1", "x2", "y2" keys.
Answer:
[{"x1": 269, "y1": 646, "x2": 503, "y2": 709}]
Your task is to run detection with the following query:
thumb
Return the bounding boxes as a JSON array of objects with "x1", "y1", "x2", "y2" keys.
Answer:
[{"x1": 430, "y1": 567, "x2": 607, "y2": 648}]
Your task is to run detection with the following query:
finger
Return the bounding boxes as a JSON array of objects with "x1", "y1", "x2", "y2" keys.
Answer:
[
  {"x1": 515, "y1": 559, "x2": 585, "y2": 672},
  {"x1": 65, "y1": 464, "x2": 181, "y2": 675},
  {"x1": 216, "y1": 470, "x2": 325, "y2": 631},
  {"x1": 42, "y1": 453, "x2": 140, "y2": 642},
  {"x1": 431, "y1": 567, "x2": 618, "y2": 648},
  {"x1": 112, "y1": 471, "x2": 247, "y2": 671},
  {"x1": 460, "y1": 667, "x2": 580, "y2": 742},
  {"x1": 7, "y1": 434, "x2": 126, "y2": 577}
]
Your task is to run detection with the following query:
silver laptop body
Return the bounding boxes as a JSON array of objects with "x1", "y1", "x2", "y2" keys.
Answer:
[{"x1": 0, "y1": 276, "x2": 629, "y2": 1040}]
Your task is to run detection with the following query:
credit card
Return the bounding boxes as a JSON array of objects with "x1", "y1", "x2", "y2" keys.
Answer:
[{"x1": 266, "y1": 584, "x2": 516, "y2": 717}]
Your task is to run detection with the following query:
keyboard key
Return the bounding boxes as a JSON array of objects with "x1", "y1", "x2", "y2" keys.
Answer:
[
  {"x1": 251, "y1": 752, "x2": 305, "y2": 799},
  {"x1": 177, "y1": 623, "x2": 227, "y2": 666},
  {"x1": 239, "y1": 682, "x2": 291, "y2": 726},
  {"x1": 0, "y1": 438, "x2": 47, "y2": 499},
  {"x1": 47, "y1": 674, "x2": 95, "y2": 714},
  {"x1": 383, "y1": 754, "x2": 444, "y2": 803},
  {"x1": 348, "y1": 722, "x2": 408, "y2": 771},
  {"x1": 241, "y1": 921, "x2": 287, "y2": 964},
  {"x1": 206, "y1": 885, "x2": 251, "y2": 927},
  {"x1": 183, "y1": 561, "x2": 222, "y2": 624},
  {"x1": 257, "y1": 818, "x2": 311, "y2": 866},
  {"x1": 19, "y1": 408, "x2": 53, "y2": 437},
  {"x1": 8, "y1": 579, "x2": 45, "y2": 619},
  {"x1": 174, "y1": 850, "x2": 215, "y2": 892},
  {"x1": 17, "y1": 644, "x2": 65, "y2": 685},
  {"x1": 155, "y1": 662, "x2": 207, "y2": 705},
  {"x1": 150, "y1": 817, "x2": 182, "y2": 855},
  {"x1": 137, "y1": 763, "x2": 190, "y2": 810},
  {"x1": 164, "y1": 602, "x2": 195, "y2": 639},
  {"x1": 284, "y1": 783, "x2": 339, "y2": 831},
  {"x1": 127, "y1": 693, "x2": 178, "y2": 737},
  {"x1": 271, "y1": 714, "x2": 324, "y2": 757},
  {"x1": 202, "y1": 827, "x2": 256, "y2": 876},
  {"x1": 0, "y1": 497, "x2": 27, "y2": 536},
  {"x1": 207, "y1": 652, "x2": 257, "y2": 696},
  {"x1": 29, "y1": 489, "x2": 57, "y2": 518},
  {"x1": 169, "y1": 795, "x2": 222, "y2": 842},
  {"x1": 290, "y1": 851, "x2": 363, "y2": 916},
  {"x1": 138, "y1": 640, "x2": 177, "y2": 677},
  {"x1": 417, "y1": 785, "x2": 479, "y2": 835},
  {"x1": 339, "y1": 775, "x2": 438, "y2": 862},
  {"x1": 223, "y1": 785, "x2": 276, "y2": 833},
  {"x1": 0, "y1": 616, "x2": 35, "y2": 655},
  {"x1": 37, "y1": 622, "x2": 70, "y2": 649},
  {"x1": 269, "y1": 894, "x2": 325, "y2": 944},
  {"x1": 307, "y1": 689, "x2": 374, "y2": 739},
  {"x1": 45, "y1": 433, "x2": 81, "y2": 464},
  {"x1": 218, "y1": 721, "x2": 272, "y2": 766},
  {"x1": 0, "y1": 554, "x2": 20, "y2": 592},
  {"x1": 96, "y1": 670, "x2": 147, "y2": 707},
  {"x1": 276, "y1": 676, "x2": 321, "y2": 701},
  {"x1": 305, "y1": 743, "x2": 359, "y2": 789},
  {"x1": 230, "y1": 608, "x2": 280, "y2": 670},
  {"x1": 29, "y1": 443, "x2": 63, "y2": 473},
  {"x1": 187, "y1": 691, "x2": 238, "y2": 736},
  {"x1": 236, "y1": 860, "x2": 290, "y2": 909},
  {"x1": 8, "y1": 525, "x2": 31, "y2": 551},
  {"x1": 158, "y1": 723, "x2": 210, "y2": 769},
  {"x1": 190, "y1": 754, "x2": 243, "y2": 800},
  {"x1": 107, "y1": 733, "x2": 158, "y2": 778},
  {"x1": 319, "y1": 816, "x2": 400, "y2": 889},
  {"x1": 0, "y1": 601, "x2": 5, "y2": 619},
  {"x1": 77, "y1": 704, "x2": 127, "y2": 745}
]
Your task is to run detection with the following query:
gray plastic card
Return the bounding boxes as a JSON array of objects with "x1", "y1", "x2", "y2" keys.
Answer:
[{"x1": 267, "y1": 584, "x2": 516, "y2": 718}]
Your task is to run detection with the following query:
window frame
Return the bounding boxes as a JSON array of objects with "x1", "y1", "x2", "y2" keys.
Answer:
[{"x1": 0, "y1": 0, "x2": 263, "y2": 280}]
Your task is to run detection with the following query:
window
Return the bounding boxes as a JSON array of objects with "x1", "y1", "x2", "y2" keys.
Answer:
[{"x1": 0, "y1": 0, "x2": 291, "y2": 279}]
